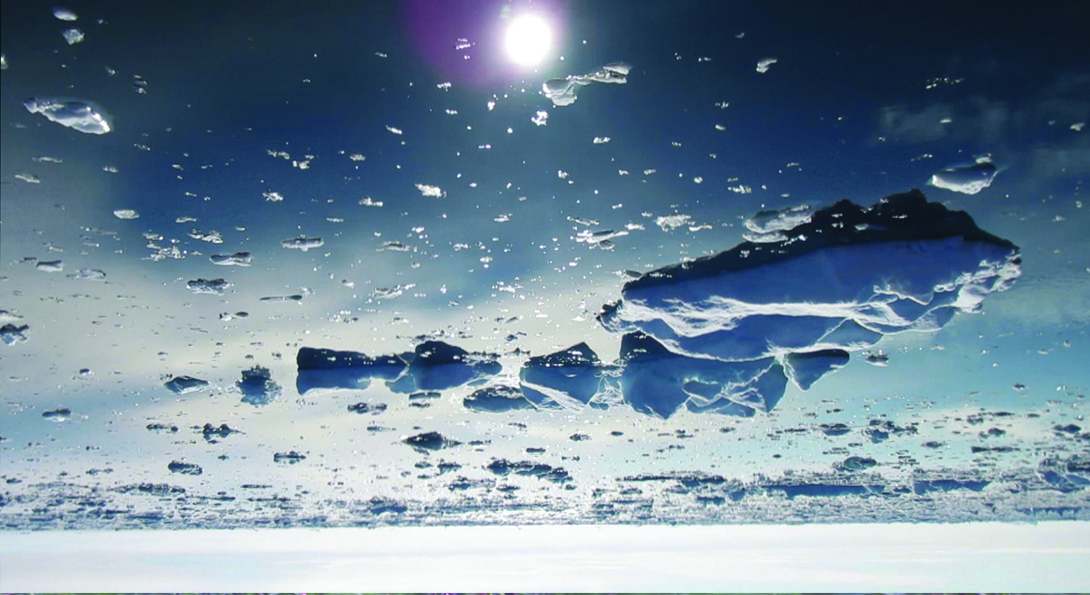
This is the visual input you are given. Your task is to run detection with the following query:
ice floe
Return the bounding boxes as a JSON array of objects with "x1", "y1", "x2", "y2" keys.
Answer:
[
  {"x1": 281, "y1": 236, "x2": 324, "y2": 251},
  {"x1": 25, "y1": 97, "x2": 112, "y2": 134},
  {"x1": 928, "y1": 156, "x2": 999, "y2": 194},
  {"x1": 543, "y1": 62, "x2": 630, "y2": 107}
]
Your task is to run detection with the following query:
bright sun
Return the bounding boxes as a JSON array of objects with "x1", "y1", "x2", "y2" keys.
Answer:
[{"x1": 504, "y1": 14, "x2": 552, "y2": 66}]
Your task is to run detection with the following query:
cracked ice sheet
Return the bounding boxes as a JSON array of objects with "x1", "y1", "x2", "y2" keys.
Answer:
[{"x1": 599, "y1": 189, "x2": 1021, "y2": 410}]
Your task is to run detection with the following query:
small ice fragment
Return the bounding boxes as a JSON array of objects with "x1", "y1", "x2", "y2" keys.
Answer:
[
  {"x1": 359, "y1": 196, "x2": 383, "y2": 207},
  {"x1": 1, "y1": 324, "x2": 30, "y2": 345},
  {"x1": 1, "y1": 54, "x2": 8, "y2": 70},
  {"x1": 168, "y1": 460, "x2": 202, "y2": 475},
  {"x1": 263, "y1": 190, "x2": 284, "y2": 202},
  {"x1": 1072, "y1": 122, "x2": 1085, "y2": 132},
  {"x1": 42, "y1": 407, "x2": 72, "y2": 421},
  {"x1": 238, "y1": 365, "x2": 281, "y2": 406},
  {"x1": 379, "y1": 241, "x2": 410, "y2": 252},
  {"x1": 164, "y1": 375, "x2": 209, "y2": 394},
  {"x1": 36, "y1": 260, "x2": 63, "y2": 272},
  {"x1": 53, "y1": 6, "x2": 79, "y2": 20},
  {"x1": 186, "y1": 278, "x2": 232, "y2": 295},
  {"x1": 67, "y1": 268, "x2": 106, "y2": 280},
  {"x1": 113, "y1": 209, "x2": 139, "y2": 219},
  {"x1": 25, "y1": 97, "x2": 111, "y2": 134},
  {"x1": 281, "y1": 236, "x2": 324, "y2": 251},
  {"x1": 386, "y1": 125, "x2": 403, "y2": 135},
  {"x1": 62, "y1": 28, "x2": 84, "y2": 44},
  {"x1": 531, "y1": 111, "x2": 548, "y2": 126},
  {"x1": 15, "y1": 173, "x2": 41, "y2": 184},
  {"x1": 543, "y1": 62, "x2": 630, "y2": 107},
  {"x1": 273, "y1": 451, "x2": 306, "y2": 464},
  {"x1": 655, "y1": 214, "x2": 692, "y2": 231},
  {"x1": 187, "y1": 229, "x2": 223, "y2": 243},
  {"x1": 593, "y1": 136, "x2": 610, "y2": 144},
  {"x1": 415, "y1": 183, "x2": 444, "y2": 198},
  {"x1": 756, "y1": 57, "x2": 777, "y2": 73},
  {"x1": 928, "y1": 156, "x2": 998, "y2": 195},
  {"x1": 209, "y1": 252, "x2": 251, "y2": 266}
]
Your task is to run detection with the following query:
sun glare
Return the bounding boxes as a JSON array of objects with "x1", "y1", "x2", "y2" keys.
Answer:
[{"x1": 504, "y1": 14, "x2": 552, "y2": 66}]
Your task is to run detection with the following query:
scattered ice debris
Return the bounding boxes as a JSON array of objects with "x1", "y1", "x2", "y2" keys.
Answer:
[
  {"x1": 415, "y1": 183, "x2": 445, "y2": 198},
  {"x1": 756, "y1": 57, "x2": 778, "y2": 73},
  {"x1": 928, "y1": 156, "x2": 999, "y2": 194},
  {"x1": 15, "y1": 173, "x2": 41, "y2": 184},
  {"x1": 273, "y1": 451, "x2": 306, "y2": 464},
  {"x1": 16, "y1": 91, "x2": 88, "y2": 128},
  {"x1": 186, "y1": 278, "x2": 232, "y2": 295},
  {"x1": 238, "y1": 365, "x2": 281, "y2": 406},
  {"x1": 543, "y1": 62, "x2": 630, "y2": 107},
  {"x1": 42, "y1": 407, "x2": 72, "y2": 421},
  {"x1": 464, "y1": 384, "x2": 534, "y2": 412},
  {"x1": 62, "y1": 28, "x2": 84, "y2": 45},
  {"x1": 164, "y1": 375, "x2": 209, "y2": 394},
  {"x1": 347, "y1": 402, "x2": 387, "y2": 415},
  {"x1": 168, "y1": 461, "x2": 203, "y2": 475},
  {"x1": 486, "y1": 459, "x2": 571, "y2": 483},
  {"x1": 281, "y1": 236, "x2": 324, "y2": 251},
  {"x1": 531, "y1": 111, "x2": 548, "y2": 126},
  {"x1": 112, "y1": 209, "x2": 139, "y2": 219},
  {"x1": 599, "y1": 189, "x2": 1021, "y2": 414},
  {"x1": 187, "y1": 229, "x2": 223, "y2": 244},
  {"x1": 36, "y1": 260, "x2": 64, "y2": 273},
  {"x1": 67, "y1": 268, "x2": 106, "y2": 281},
  {"x1": 146, "y1": 423, "x2": 178, "y2": 433},
  {"x1": 53, "y1": 6, "x2": 79, "y2": 20},
  {"x1": 403, "y1": 431, "x2": 461, "y2": 453},
  {"x1": 210, "y1": 252, "x2": 251, "y2": 266}
]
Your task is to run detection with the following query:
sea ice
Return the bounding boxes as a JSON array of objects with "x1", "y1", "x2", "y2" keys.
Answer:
[
  {"x1": 519, "y1": 342, "x2": 607, "y2": 410},
  {"x1": 25, "y1": 97, "x2": 111, "y2": 134},
  {"x1": 387, "y1": 341, "x2": 501, "y2": 394},
  {"x1": 599, "y1": 189, "x2": 1021, "y2": 413},
  {"x1": 543, "y1": 62, "x2": 630, "y2": 107},
  {"x1": 929, "y1": 156, "x2": 999, "y2": 194}
]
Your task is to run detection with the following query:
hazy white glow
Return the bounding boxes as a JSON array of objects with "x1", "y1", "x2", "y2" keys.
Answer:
[{"x1": 505, "y1": 14, "x2": 551, "y2": 65}]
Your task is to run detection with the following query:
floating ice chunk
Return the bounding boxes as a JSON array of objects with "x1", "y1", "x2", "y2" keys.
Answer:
[
  {"x1": 655, "y1": 214, "x2": 691, "y2": 231},
  {"x1": 187, "y1": 229, "x2": 223, "y2": 244},
  {"x1": 576, "y1": 229, "x2": 629, "y2": 245},
  {"x1": 379, "y1": 240, "x2": 411, "y2": 252},
  {"x1": 593, "y1": 136, "x2": 611, "y2": 144},
  {"x1": 62, "y1": 28, "x2": 84, "y2": 44},
  {"x1": 531, "y1": 111, "x2": 548, "y2": 126},
  {"x1": 519, "y1": 342, "x2": 606, "y2": 410},
  {"x1": 53, "y1": 6, "x2": 79, "y2": 20},
  {"x1": 1, "y1": 54, "x2": 7, "y2": 70},
  {"x1": 210, "y1": 252, "x2": 251, "y2": 266},
  {"x1": 259, "y1": 294, "x2": 303, "y2": 302},
  {"x1": 42, "y1": 407, "x2": 71, "y2": 421},
  {"x1": 744, "y1": 204, "x2": 813, "y2": 236},
  {"x1": 486, "y1": 459, "x2": 570, "y2": 483},
  {"x1": 387, "y1": 341, "x2": 501, "y2": 394},
  {"x1": 756, "y1": 57, "x2": 777, "y2": 73},
  {"x1": 403, "y1": 431, "x2": 461, "y2": 453},
  {"x1": 783, "y1": 349, "x2": 850, "y2": 390},
  {"x1": 281, "y1": 236, "x2": 323, "y2": 251},
  {"x1": 416, "y1": 183, "x2": 445, "y2": 198},
  {"x1": 186, "y1": 278, "x2": 231, "y2": 294},
  {"x1": 67, "y1": 268, "x2": 106, "y2": 280},
  {"x1": 929, "y1": 156, "x2": 999, "y2": 195},
  {"x1": 202, "y1": 423, "x2": 241, "y2": 442},
  {"x1": 543, "y1": 62, "x2": 630, "y2": 107},
  {"x1": 347, "y1": 402, "x2": 387, "y2": 415},
  {"x1": 600, "y1": 189, "x2": 1021, "y2": 407},
  {"x1": 36, "y1": 260, "x2": 63, "y2": 273},
  {"x1": 0, "y1": 323, "x2": 29, "y2": 346},
  {"x1": 238, "y1": 365, "x2": 281, "y2": 406},
  {"x1": 24, "y1": 97, "x2": 111, "y2": 134},
  {"x1": 273, "y1": 451, "x2": 306, "y2": 464},
  {"x1": 295, "y1": 347, "x2": 406, "y2": 394},
  {"x1": 164, "y1": 375, "x2": 209, "y2": 394},
  {"x1": 464, "y1": 384, "x2": 535, "y2": 412},
  {"x1": 168, "y1": 461, "x2": 202, "y2": 475},
  {"x1": 263, "y1": 190, "x2": 284, "y2": 202},
  {"x1": 15, "y1": 172, "x2": 41, "y2": 184},
  {"x1": 359, "y1": 197, "x2": 383, "y2": 207},
  {"x1": 1072, "y1": 122, "x2": 1085, "y2": 132},
  {"x1": 112, "y1": 209, "x2": 139, "y2": 219}
]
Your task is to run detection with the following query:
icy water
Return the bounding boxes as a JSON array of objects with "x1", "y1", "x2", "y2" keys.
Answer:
[{"x1": 1, "y1": 0, "x2": 1089, "y2": 532}]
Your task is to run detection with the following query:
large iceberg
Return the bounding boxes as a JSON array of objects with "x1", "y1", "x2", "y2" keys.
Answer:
[{"x1": 599, "y1": 189, "x2": 1020, "y2": 415}]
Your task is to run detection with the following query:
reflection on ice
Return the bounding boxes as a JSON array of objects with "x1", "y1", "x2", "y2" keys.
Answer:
[{"x1": 25, "y1": 97, "x2": 110, "y2": 134}]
